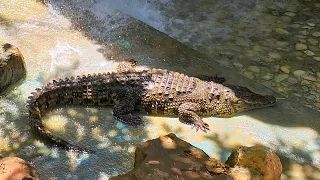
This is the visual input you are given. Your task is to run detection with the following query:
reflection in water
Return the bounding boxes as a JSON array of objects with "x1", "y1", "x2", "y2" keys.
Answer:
[{"x1": 0, "y1": 0, "x2": 319, "y2": 179}]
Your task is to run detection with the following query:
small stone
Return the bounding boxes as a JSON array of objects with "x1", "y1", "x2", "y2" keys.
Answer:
[
  {"x1": 293, "y1": 70, "x2": 306, "y2": 78},
  {"x1": 281, "y1": 16, "x2": 291, "y2": 22},
  {"x1": 233, "y1": 61, "x2": 243, "y2": 69},
  {"x1": 248, "y1": 66, "x2": 260, "y2": 73},
  {"x1": 317, "y1": 72, "x2": 320, "y2": 78},
  {"x1": 309, "y1": 46, "x2": 320, "y2": 52},
  {"x1": 301, "y1": 26, "x2": 313, "y2": 30},
  {"x1": 298, "y1": 39, "x2": 307, "y2": 44},
  {"x1": 264, "y1": 58, "x2": 275, "y2": 63},
  {"x1": 296, "y1": 57, "x2": 304, "y2": 60},
  {"x1": 295, "y1": 43, "x2": 307, "y2": 50},
  {"x1": 314, "y1": 103, "x2": 320, "y2": 109},
  {"x1": 301, "y1": 80, "x2": 311, "y2": 86},
  {"x1": 244, "y1": 71, "x2": 254, "y2": 79},
  {"x1": 275, "y1": 28, "x2": 289, "y2": 35},
  {"x1": 307, "y1": 95, "x2": 316, "y2": 100},
  {"x1": 284, "y1": 12, "x2": 296, "y2": 17},
  {"x1": 299, "y1": 30, "x2": 309, "y2": 35},
  {"x1": 314, "y1": 57, "x2": 320, "y2": 61},
  {"x1": 304, "y1": 50, "x2": 315, "y2": 56},
  {"x1": 268, "y1": 52, "x2": 281, "y2": 59},
  {"x1": 301, "y1": 74, "x2": 318, "y2": 82},
  {"x1": 290, "y1": 24, "x2": 300, "y2": 28},
  {"x1": 275, "y1": 41, "x2": 289, "y2": 47},
  {"x1": 294, "y1": 51, "x2": 303, "y2": 56},
  {"x1": 307, "y1": 22, "x2": 315, "y2": 27},
  {"x1": 280, "y1": 65, "x2": 290, "y2": 73},
  {"x1": 316, "y1": 3, "x2": 320, "y2": 8},
  {"x1": 303, "y1": 11, "x2": 313, "y2": 16},
  {"x1": 308, "y1": 39, "x2": 319, "y2": 45},
  {"x1": 287, "y1": 77, "x2": 299, "y2": 85},
  {"x1": 263, "y1": 73, "x2": 273, "y2": 80},
  {"x1": 312, "y1": 32, "x2": 320, "y2": 37},
  {"x1": 296, "y1": 35, "x2": 307, "y2": 39},
  {"x1": 275, "y1": 74, "x2": 289, "y2": 82},
  {"x1": 253, "y1": 45, "x2": 263, "y2": 52}
]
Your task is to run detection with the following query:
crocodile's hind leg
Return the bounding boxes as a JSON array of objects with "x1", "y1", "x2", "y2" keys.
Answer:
[
  {"x1": 116, "y1": 59, "x2": 137, "y2": 73},
  {"x1": 112, "y1": 86, "x2": 143, "y2": 126},
  {"x1": 178, "y1": 102, "x2": 210, "y2": 132}
]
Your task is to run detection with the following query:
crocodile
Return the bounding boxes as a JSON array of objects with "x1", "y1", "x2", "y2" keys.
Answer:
[{"x1": 27, "y1": 60, "x2": 276, "y2": 152}]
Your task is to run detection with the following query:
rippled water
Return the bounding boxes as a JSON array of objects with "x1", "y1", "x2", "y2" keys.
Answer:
[{"x1": 0, "y1": 0, "x2": 319, "y2": 179}]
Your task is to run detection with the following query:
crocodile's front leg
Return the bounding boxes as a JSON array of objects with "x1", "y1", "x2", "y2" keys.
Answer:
[
  {"x1": 112, "y1": 86, "x2": 143, "y2": 126},
  {"x1": 178, "y1": 102, "x2": 210, "y2": 132}
]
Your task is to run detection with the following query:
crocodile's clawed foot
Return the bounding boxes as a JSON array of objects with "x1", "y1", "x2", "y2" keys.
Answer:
[
  {"x1": 192, "y1": 120, "x2": 210, "y2": 133},
  {"x1": 114, "y1": 113, "x2": 144, "y2": 126}
]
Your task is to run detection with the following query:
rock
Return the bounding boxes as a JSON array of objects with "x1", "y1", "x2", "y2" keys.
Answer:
[
  {"x1": 275, "y1": 28, "x2": 289, "y2": 35},
  {"x1": 248, "y1": 66, "x2": 260, "y2": 73},
  {"x1": 280, "y1": 65, "x2": 290, "y2": 73},
  {"x1": 284, "y1": 12, "x2": 296, "y2": 17},
  {"x1": 275, "y1": 74, "x2": 288, "y2": 82},
  {"x1": 301, "y1": 26, "x2": 313, "y2": 30},
  {"x1": 316, "y1": 3, "x2": 320, "y2": 8},
  {"x1": 314, "y1": 103, "x2": 320, "y2": 109},
  {"x1": 229, "y1": 167, "x2": 263, "y2": 180},
  {"x1": 225, "y1": 145, "x2": 282, "y2": 180},
  {"x1": 0, "y1": 42, "x2": 26, "y2": 94},
  {"x1": 233, "y1": 61, "x2": 243, "y2": 69},
  {"x1": 301, "y1": 74, "x2": 318, "y2": 82},
  {"x1": 287, "y1": 77, "x2": 299, "y2": 85},
  {"x1": 295, "y1": 43, "x2": 307, "y2": 50},
  {"x1": 293, "y1": 70, "x2": 307, "y2": 78},
  {"x1": 317, "y1": 72, "x2": 320, "y2": 78},
  {"x1": 309, "y1": 46, "x2": 320, "y2": 52},
  {"x1": 307, "y1": 22, "x2": 315, "y2": 27},
  {"x1": 268, "y1": 52, "x2": 281, "y2": 59},
  {"x1": 109, "y1": 133, "x2": 231, "y2": 180},
  {"x1": 0, "y1": 156, "x2": 39, "y2": 180},
  {"x1": 262, "y1": 73, "x2": 273, "y2": 80},
  {"x1": 308, "y1": 39, "x2": 319, "y2": 45},
  {"x1": 304, "y1": 50, "x2": 315, "y2": 56},
  {"x1": 264, "y1": 58, "x2": 275, "y2": 63},
  {"x1": 275, "y1": 41, "x2": 288, "y2": 47},
  {"x1": 296, "y1": 35, "x2": 307, "y2": 39},
  {"x1": 205, "y1": 158, "x2": 229, "y2": 174},
  {"x1": 312, "y1": 32, "x2": 320, "y2": 37},
  {"x1": 244, "y1": 71, "x2": 254, "y2": 79},
  {"x1": 299, "y1": 30, "x2": 309, "y2": 36},
  {"x1": 314, "y1": 57, "x2": 320, "y2": 62}
]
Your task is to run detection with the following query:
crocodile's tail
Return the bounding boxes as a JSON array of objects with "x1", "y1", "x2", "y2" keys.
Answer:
[{"x1": 27, "y1": 71, "x2": 153, "y2": 152}]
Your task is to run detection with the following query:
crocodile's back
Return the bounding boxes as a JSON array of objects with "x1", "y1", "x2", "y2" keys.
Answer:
[{"x1": 141, "y1": 69, "x2": 206, "y2": 115}]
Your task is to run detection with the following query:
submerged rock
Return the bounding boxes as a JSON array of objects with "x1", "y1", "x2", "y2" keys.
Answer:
[
  {"x1": 0, "y1": 42, "x2": 26, "y2": 94},
  {"x1": 295, "y1": 43, "x2": 307, "y2": 50},
  {"x1": 0, "y1": 156, "x2": 39, "y2": 180}
]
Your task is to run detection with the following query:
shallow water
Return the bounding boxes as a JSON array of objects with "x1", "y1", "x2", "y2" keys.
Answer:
[{"x1": 0, "y1": 0, "x2": 319, "y2": 179}]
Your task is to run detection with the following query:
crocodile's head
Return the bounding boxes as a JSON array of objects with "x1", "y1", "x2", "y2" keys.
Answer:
[{"x1": 226, "y1": 85, "x2": 276, "y2": 114}]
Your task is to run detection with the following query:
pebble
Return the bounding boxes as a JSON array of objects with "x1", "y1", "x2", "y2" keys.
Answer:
[
  {"x1": 293, "y1": 70, "x2": 307, "y2": 78},
  {"x1": 314, "y1": 103, "x2": 320, "y2": 109},
  {"x1": 317, "y1": 72, "x2": 320, "y2": 78},
  {"x1": 296, "y1": 57, "x2": 304, "y2": 60},
  {"x1": 284, "y1": 12, "x2": 296, "y2": 17},
  {"x1": 275, "y1": 28, "x2": 289, "y2": 35},
  {"x1": 264, "y1": 58, "x2": 275, "y2": 63},
  {"x1": 280, "y1": 65, "x2": 290, "y2": 73},
  {"x1": 304, "y1": 50, "x2": 315, "y2": 56},
  {"x1": 312, "y1": 32, "x2": 320, "y2": 37},
  {"x1": 268, "y1": 52, "x2": 281, "y2": 59},
  {"x1": 276, "y1": 41, "x2": 289, "y2": 47},
  {"x1": 295, "y1": 43, "x2": 307, "y2": 50},
  {"x1": 309, "y1": 46, "x2": 320, "y2": 52},
  {"x1": 290, "y1": 24, "x2": 300, "y2": 28},
  {"x1": 263, "y1": 73, "x2": 273, "y2": 80},
  {"x1": 296, "y1": 35, "x2": 307, "y2": 39},
  {"x1": 244, "y1": 71, "x2": 254, "y2": 79},
  {"x1": 299, "y1": 30, "x2": 309, "y2": 35},
  {"x1": 233, "y1": 61, "x2": 243, "y2": 69},
  {"x1": 307, "y1": 22, "x2": 315, "y2": 27},
  {"x1": 248, "y1": 66, "x2": 260, "y2": 73},
  {"x1": 316, "y1": 3, "x2": 320, "y2": 8},
  {"x1": 301, "y1": 74, "x2": 318, "y2": 82},
  {"x1": 275, "y1": 74, "x2": 289, "y2": 82},
  {"x1": 287, "y1": 77, "x2": 299, "y2": 85},
  {"x1": 302, "y1": 26, "x2": 313, "y2": 30},
  {"x1": 308, "y1": 39, "x2": 319, "y2": 45}
]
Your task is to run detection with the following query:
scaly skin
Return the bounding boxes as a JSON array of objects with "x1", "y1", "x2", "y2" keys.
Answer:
[{"x1": 27, "y1": 61, "x2": 276, "y2": 152}]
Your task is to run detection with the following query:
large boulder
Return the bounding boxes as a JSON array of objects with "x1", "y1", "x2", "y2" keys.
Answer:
[
  {"x1": 0, "y1": 42, "x2": 26, "y2": 94},
  {"x1": 225, "y1": 145, "x2": 282, "y2": 180},
  {"x1": 0, "y1": 156, "x2": 39, "y2": 180}
]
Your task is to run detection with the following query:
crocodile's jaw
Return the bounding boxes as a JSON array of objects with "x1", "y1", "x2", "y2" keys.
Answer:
[{"x1": 227, "y1": 85, "x2": 277, "y2": 114}]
